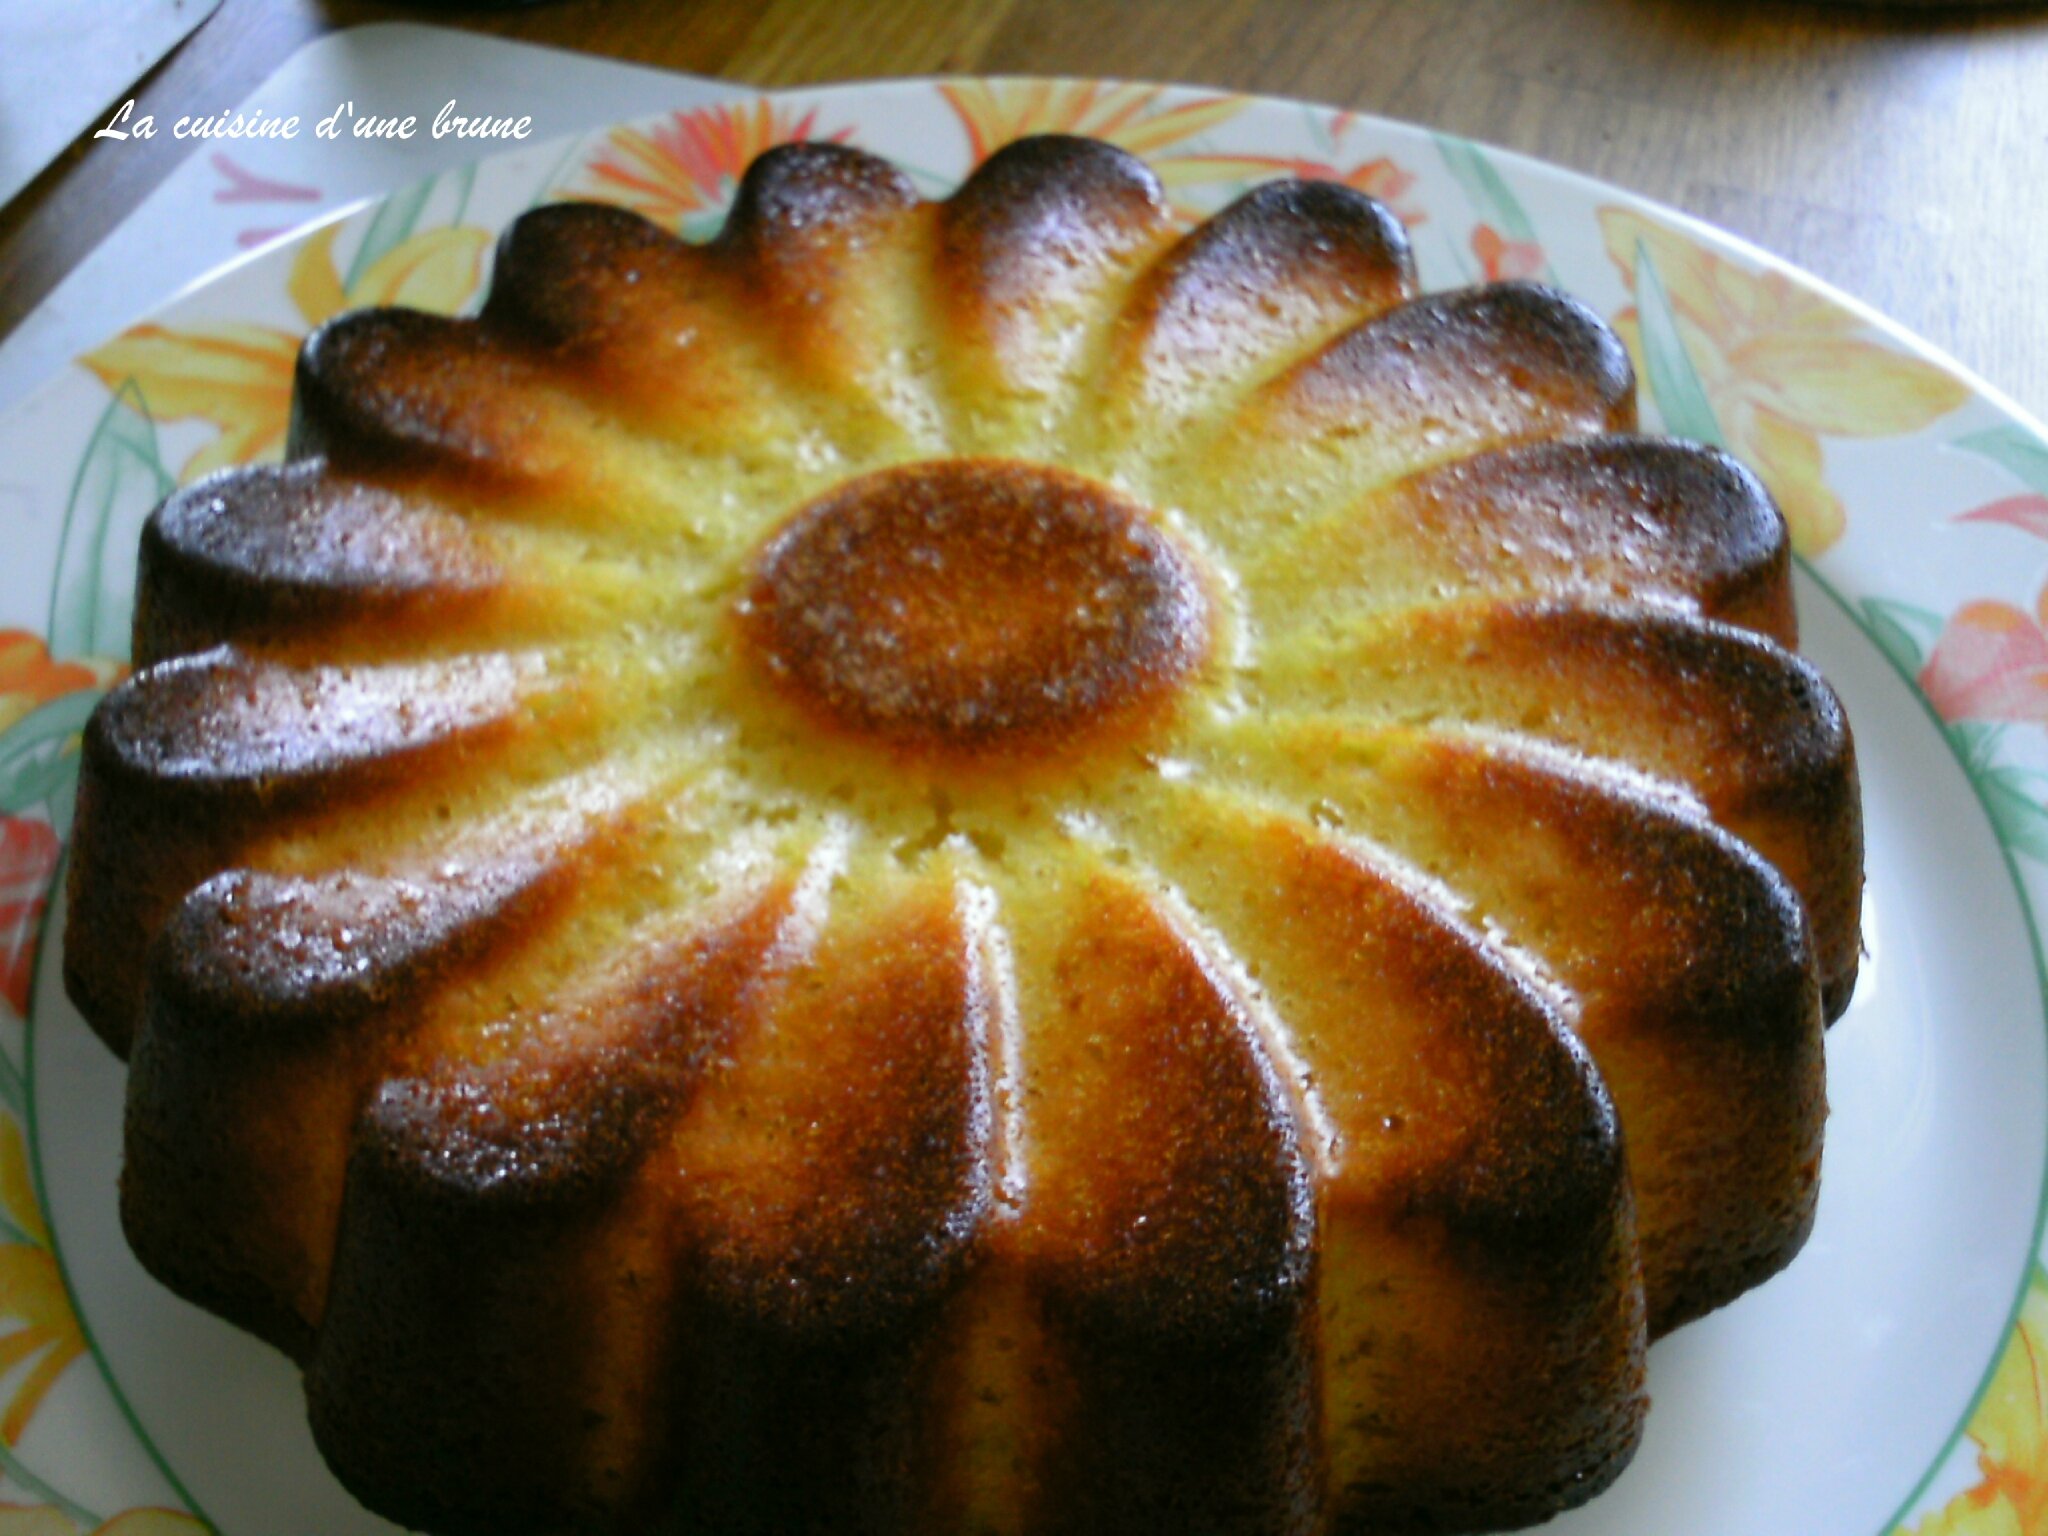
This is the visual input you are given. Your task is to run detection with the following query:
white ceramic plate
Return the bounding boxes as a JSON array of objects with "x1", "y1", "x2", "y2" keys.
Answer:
[{"x1": 1, "y1": 77, "x2": 2045, "y2": 1536}]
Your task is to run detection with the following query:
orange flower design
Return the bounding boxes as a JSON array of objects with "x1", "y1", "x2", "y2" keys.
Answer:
[
  {"x1": 0, "y1": 634, "x2": 104, "y2": 739},
  {"x1": 573, "y1": 100, "x2": 851, "y2": 234},
  {"x1": 1921, "y1": 599, "x2": 2048, "y2": 727},
  {"x1": 1958, "y1": 495, "x2": 2048, "y2": 545},
  {"x1": 1601, "y1": 207, "x2": 1967, "y2": 554},
  {"x1": 0, "y1": 817, "x2": 60, "y2": 1018},
  {"x1": 1473, "y1": 223, "x2": 1545, "y2": 282},
  {"x1": 1904, "y1": 1266, "x2": 2048, "y2": 1534},
  {"x1": 940, "y1": 80, "x2": 1247, "y2": 193},
  {"x1": 0, "y1": 631, "x2": 120, "y2": 1020},
  {"x1": 1148, "y1": 110, "x2": 1421, "y2": 222},
  {"x1": 1161, "y1": 149, "x2": 1425, "y2": 226},
  {"x1": 79, "y1": 221, "x2": 492, "y2": 484}
]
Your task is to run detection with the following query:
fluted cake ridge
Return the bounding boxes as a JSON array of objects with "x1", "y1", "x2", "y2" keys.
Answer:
[{"x1": 66, "y1": 133, "x2": 1859, "y2": 1536}]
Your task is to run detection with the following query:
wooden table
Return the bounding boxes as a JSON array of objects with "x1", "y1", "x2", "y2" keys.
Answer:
[{"x1": 4, "y1": 0, "x2": 2046, "y2": 423}]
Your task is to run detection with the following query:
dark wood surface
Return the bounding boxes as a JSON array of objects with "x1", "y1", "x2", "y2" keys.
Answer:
[{"x1": 4, "y1": 0, "x2": 2046, "y2": 421}]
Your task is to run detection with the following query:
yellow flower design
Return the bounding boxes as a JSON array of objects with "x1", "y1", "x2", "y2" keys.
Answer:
[
  {"x1": 1905, "y1": 1265, "x2": 2048, "y2": 1534},
  {"x1": 80, "y1": 221, "x2": 492, "y2": 484},
  {"x1": 0, "y1": 1118, "x2": 81, "y2": 1444},
  {"x1": 1600, "y1": 207, "x2": 1967, "y2": 554},
  {"x1": 940, "y1": 80, "x2": 1246, "y2": 189},
  {"x1": 0, "y1": 1511, "x2": 69, "y2": 1535},
  {"x1": 572, "y1": 100, "x2": 851, "y2": 233}
]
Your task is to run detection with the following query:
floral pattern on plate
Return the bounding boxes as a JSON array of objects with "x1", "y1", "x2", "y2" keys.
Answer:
[
  {"x1": 77, "y1": 222, "x2": 492, "y2": 485},
  {"x1": 569, "y1": 99, "x2": 857, "y2": 239},
  {"x1": 1598, "y1": 206, "x2": 1969, "y2": 556}
]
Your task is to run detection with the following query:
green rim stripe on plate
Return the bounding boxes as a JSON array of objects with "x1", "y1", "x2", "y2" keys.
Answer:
[
  {"x1": 1619, "y1": 151, "x2": 2048, "y2": 1528},
  {"x1": 1798, "y1": 558, "x2": 2048, "y2": 1536}
]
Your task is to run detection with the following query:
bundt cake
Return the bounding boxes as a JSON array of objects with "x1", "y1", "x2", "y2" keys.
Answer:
[{"x1": 64, "y1": 134, "x2": 1860, "y2": 1535}]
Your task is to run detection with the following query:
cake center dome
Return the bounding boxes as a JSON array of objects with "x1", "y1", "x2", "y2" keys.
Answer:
[{"x1": 737, "y1": 458, "x2": 1212, "y2": 759}]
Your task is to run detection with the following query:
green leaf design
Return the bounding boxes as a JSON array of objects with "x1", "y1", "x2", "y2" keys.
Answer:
[
  {"x1": 1946, "y1": 719, "x2": 2007, "y2": 778},
  {"x1": 1303, "y1": 104, "x2": 1337, "y2": 156},
  {"x1": 681, "y1": 207, "x2": 730, "y2": 244},
  {"x1": 447, "y1": 160, "x2": 478, "y2": 227},
  {"x1": 0, "y1": 1433, "x2": 98, "y2": 1530},
  {"x1": 1955, "y1": 424, "x2": 2048, "y2": 497},
  {"x1": 48, "y1": 381, "x2": 171, "y2": 663},
  {"x1": 525, "y1": 132, "x2": 591, "y2": 212},
  {"x1": 0, "y1": 692, "x2": 101, "y2": 818},
  {"x1": 1977, "y1": 764, "x2": 2048, "y2": 863},
  {"x1": 1634, "y1": 241, "x2": 1726, "y2": 449},
  {"x1": 0, "y1": 1065, "x2": 25, "y2": 1132},
  {"x1": 1434, "y1": 133, "x2": 1542, "y2": 249},
  {"x1": 1859, "y1": 597, "x2": 1945, "y2": 677},
  {"x1": 341, "y1": 173, "x2": 436, "y2": 295}
]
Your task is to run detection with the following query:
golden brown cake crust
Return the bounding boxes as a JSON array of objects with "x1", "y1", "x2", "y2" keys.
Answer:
[
  {"x1": 61, "y1": 132, "x2": 1862, "y2": 1536},
  {"x1": 740, "y1": 458, "x2": 1211, "y2": 759},
  {"x1": 134, "y1": 463, "x2": 502, "y2": 667}
]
